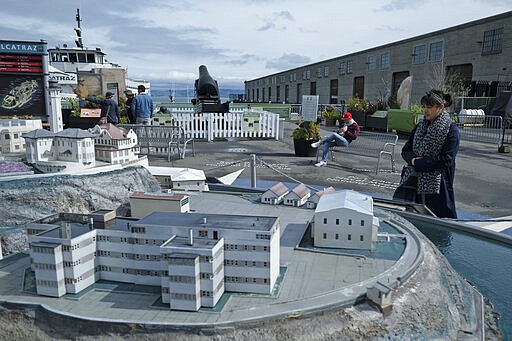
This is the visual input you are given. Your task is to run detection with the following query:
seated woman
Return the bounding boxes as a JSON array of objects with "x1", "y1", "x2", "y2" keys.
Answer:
[{"x1": 311, "y1": 112, "x2": 360, "y2": 167}]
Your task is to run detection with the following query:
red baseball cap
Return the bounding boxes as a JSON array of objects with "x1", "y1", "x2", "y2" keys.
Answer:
[{"x1": 341, "y1": 112, "x2": 352, "y2": 121}]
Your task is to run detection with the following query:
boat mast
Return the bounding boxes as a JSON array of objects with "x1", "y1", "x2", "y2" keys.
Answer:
[{"x1": 74, "y1": 8, "x2": 84, "y2": 49}]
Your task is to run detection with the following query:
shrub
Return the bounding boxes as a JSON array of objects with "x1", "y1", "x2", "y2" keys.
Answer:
[
  {"x1": 322, "y1": 106, "x2": 341, "y2": 120},
  {"x1": 291, "y1": 121, "x2": 321, "y2": 140},
  {"x1": 347, "y1": 97, "x2": 370, "y2": 112}
]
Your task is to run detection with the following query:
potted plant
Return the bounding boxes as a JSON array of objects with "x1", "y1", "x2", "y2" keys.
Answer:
[
  {"x1": 347, "y1": 97, "x2": 370, "y2": 126},
  {"x1": 322, "y1": 106, "x2": 341, "y2": 126},
  {"x1": 291, "y1": 121, "x2": 321, "y2": 157}
]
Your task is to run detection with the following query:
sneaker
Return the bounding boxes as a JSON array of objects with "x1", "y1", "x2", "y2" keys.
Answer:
[
  {"x1": 314, "y1": 160, "x2": 327, "y2": 167},
  {"x1": 311, "y1": 141, "x2": 321, "y2": 148}
]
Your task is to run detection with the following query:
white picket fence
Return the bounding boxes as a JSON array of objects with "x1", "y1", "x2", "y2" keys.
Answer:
[{"x1": 158, "y1": 109, "x2": 282, "y2": 141}]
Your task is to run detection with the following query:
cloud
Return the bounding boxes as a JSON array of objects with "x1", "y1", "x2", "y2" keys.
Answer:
[
  {"x1": 224, "y1": 53, "x2": 264, "y2": 66},
  {"x1": 378, "y1": 0, "x2": 424, "y2": 11},
  {"x1": 266, "y1": 53, "x2": 311, "y2": 70},
  {"x1": 1, "y1": 0, "x2": 508, "y2": 90},
  {"x1": 256, "y1": 10, "x2": 294, "y2": 31},
  {"x1": 275, "y1": 11, "x2": 294, "y2": 21},
  {"x1": 257, "y1": 22, "x2": 276, "y2": 32},
  {"x1": 376, "y1": 25, "x2": 407, "y2": 33}
]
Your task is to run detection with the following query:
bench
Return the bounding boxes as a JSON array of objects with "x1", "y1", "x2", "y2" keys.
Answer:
[
  {"x1": 315, "y1": 131, "x2": 398, "y2": 174},
  {"x1": 119, "y1": 124, "x2": 195, "y2": 162}
]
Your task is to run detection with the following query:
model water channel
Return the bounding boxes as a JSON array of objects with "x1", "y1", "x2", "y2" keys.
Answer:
[{"x1": 230, "y1": 177, "x2": 512, "y2": 339}]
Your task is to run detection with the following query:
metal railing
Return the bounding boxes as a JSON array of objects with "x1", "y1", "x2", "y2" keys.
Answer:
[
  {"x1": 119, "y1": 124, "x2": 188, "y2": 161},
  {"x1": 455, "y1": 115, "x2": 503, "y2": 146},
  {"x1": 316, "y1": 131, "x2": 399, "y2": 174}
]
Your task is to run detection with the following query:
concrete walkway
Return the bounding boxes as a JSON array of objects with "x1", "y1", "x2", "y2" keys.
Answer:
[{"x1": 150, "y1": 120, "x2": 512, "y2": 218}]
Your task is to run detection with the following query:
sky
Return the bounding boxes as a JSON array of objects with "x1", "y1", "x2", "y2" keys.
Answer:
[{"x1": 0, "y1": 0, "x2": 510, "y2": 90}]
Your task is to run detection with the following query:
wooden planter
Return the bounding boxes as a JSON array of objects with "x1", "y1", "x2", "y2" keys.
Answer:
[
  {"x1": 324, "y1": 118, "x2": 337, "y2": 127},
  {"x1": 350, "y1": 111, "x2": 367, "y2": 127},
  {"x1": 293, "y1": 138, "x2": 319, "y2": 157}
]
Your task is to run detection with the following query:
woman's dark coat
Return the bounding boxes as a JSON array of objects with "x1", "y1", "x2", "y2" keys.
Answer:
[{"x1": 401, "y1": 122, "x2": 460, "y2": 218}]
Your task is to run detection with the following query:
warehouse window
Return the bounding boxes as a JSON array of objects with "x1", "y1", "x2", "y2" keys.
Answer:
[
  {"x1": 380, "y1": 52, "x2": 390, "y2": 70},
  {"x1": 346, "y1": 60, "x2": 353, "y2": 74},
  {"x1": 412, "y1": 45, "x2": 426, "y2": 64},
  {"x1": 482, "y1": 28, "x2": 503, "y2": 55},
  {"x1": 367, "y1": 55, "x2": 376, "y2": 71},
  {"x1": 428, "y1": 41, "x2": 443, "y2": 62},
  {"x1": 339, "y1": 61, "x2": 346, "y2": 75}
]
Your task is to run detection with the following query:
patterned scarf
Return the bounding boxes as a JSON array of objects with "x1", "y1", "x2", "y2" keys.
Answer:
[{"x1": 401, "y1": 111, "x2": 452, "y2": 194}]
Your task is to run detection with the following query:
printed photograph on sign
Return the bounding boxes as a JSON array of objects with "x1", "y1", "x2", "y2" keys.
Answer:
[
  {"x1": 242, "y1": 113, "x2": 261, "y2": 132},
  {"x1": 0, "y1": 75, "x2": 44, "y2": 116}
]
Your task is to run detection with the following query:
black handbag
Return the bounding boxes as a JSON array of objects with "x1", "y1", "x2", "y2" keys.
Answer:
[{"x1": 393, "y1": 167, "x2": 418, "y2": 202}]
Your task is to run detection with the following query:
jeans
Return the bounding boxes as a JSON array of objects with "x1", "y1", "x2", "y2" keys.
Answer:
[{"x1": 320, "y1": 132, "x2": 349, "y2": 161}]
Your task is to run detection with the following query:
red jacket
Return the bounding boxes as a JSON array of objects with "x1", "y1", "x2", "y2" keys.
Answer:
[{"x1": 341, "y1": 121, "x2": 360, "y2": 143}]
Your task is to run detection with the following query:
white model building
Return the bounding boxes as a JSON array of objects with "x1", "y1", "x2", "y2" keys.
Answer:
[
  {"x1": 312, "y1": 190, "x2": 379, "y2": 250},
  {"x1": 0, "y1": 119, "x2": 42, "y2": 154},
  {"x1": 146, "y1": 166, "x2": 209, "y2": 191},
  {"x1": 306, "y1": 187, "x2": 336, "y2": 209},
  {"x1": 23, "y1": 128, "x2": 96, "y2": 173},
  {"x1": 129, "y1": 191, "x2": 190, "y2": 218},
  {"x1": 161, "y1": 235, "x2": 225, "y2": 310},
  {"x1": 283, "y1": 183, "x2": 310, "y2": 207},
  {"x1": 27, "y1": 210, "x2": 280, "y2": 311},
  {"x1": 90, "y1": 123, "x2": 140, "y2": 165},
  {"x1": 367, "y1": 281, "x2": 393, "y2": 310},
  {"x1": 261, "y1": 182, "x2": 289, "y2": 205}
]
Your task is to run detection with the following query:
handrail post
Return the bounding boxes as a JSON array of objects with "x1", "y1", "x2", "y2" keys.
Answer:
[{"x1": 250, "y1": 154, "x2": 257, "y2": 188}]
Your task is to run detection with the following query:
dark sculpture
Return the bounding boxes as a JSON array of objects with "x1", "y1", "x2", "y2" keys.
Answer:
[
  {"x1": 191, "y1": 65, "x2": 229, "y2": 113},
  {"x1": 192, "y1": 65, "x2": 220, "y2": 104}
]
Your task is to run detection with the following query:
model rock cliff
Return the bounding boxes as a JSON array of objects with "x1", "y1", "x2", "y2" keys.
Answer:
[{"x1": 0, "y1": 166, "x2": 160, "y2": 227}]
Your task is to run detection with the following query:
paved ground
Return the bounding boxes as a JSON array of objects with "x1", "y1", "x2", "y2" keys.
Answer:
[{"x1": 150, "y1": 120, "x2": 512, "y2": 219}]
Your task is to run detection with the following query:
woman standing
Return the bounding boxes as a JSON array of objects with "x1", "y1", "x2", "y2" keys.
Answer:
[{"x1": 395, "y1": 89, "x2": 460, "y2": 218}]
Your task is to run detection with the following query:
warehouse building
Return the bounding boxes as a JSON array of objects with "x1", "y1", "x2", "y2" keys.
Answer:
[{"x1": 245, "y1": 11, "x2": 512, "y2": 107}]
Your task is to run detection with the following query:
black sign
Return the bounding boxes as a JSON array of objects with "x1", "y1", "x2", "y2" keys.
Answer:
[{"x1": 0, "y1": 75, "x2": 45, "y2": 116}]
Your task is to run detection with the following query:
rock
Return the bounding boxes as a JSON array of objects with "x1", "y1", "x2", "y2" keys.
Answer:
[{"x1": 0, "y1": 166, "x2": 161, "y2": 254}]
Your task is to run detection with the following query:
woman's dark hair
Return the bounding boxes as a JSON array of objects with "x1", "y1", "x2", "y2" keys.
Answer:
[{"x1": 420, "y1": 89, "x2": 452, "y2": 107}]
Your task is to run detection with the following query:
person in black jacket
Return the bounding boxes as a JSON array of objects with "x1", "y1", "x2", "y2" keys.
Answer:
[
  {"x1": 124, "y1": 90, "x2": 136, "y2": 123},
  {"x1": 395, "y1": 89, "x2": 460, "y2": 218},
  {"x1": 87, "y1": 91, "x2": 120, "y2": 125}
]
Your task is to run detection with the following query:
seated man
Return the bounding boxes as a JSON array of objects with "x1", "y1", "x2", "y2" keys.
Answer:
[{"x1": 311, "y1": 112, "x2": 360, "y2": 167}]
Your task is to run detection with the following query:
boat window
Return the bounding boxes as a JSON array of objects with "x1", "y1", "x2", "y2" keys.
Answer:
[
  {"x1": 87, "y1": 53, "x2": 95, "y2": 63},
  {"x1": 51, "y1": 53, "x2": 60, "y2": 62},
  {"x1": 78, "y1": 53, "x2": 86, "y2": 63},
  {"x1": 61, "y1": 53, "x2": 69, "y2": 62},
  {"x1": 69, "y1": 53, "x2": 77, "y2": 63}
]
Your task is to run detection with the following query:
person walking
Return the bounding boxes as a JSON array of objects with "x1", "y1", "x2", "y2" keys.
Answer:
[
  {"x1": 311, "y1": 112, "x2": 360, "y2": 167},
  {"x1": 86, "y1": 91, "x2": 120, "y2": 125},
  {"x1": 131, "y1": 85, "x2": 153, "y2": 125},
  {"x1": 393, "y1": 89, "x2": 460, "y2": 218},
  {"x1": 124, "y1": 90, "x2": 136, "y2": 123}
]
